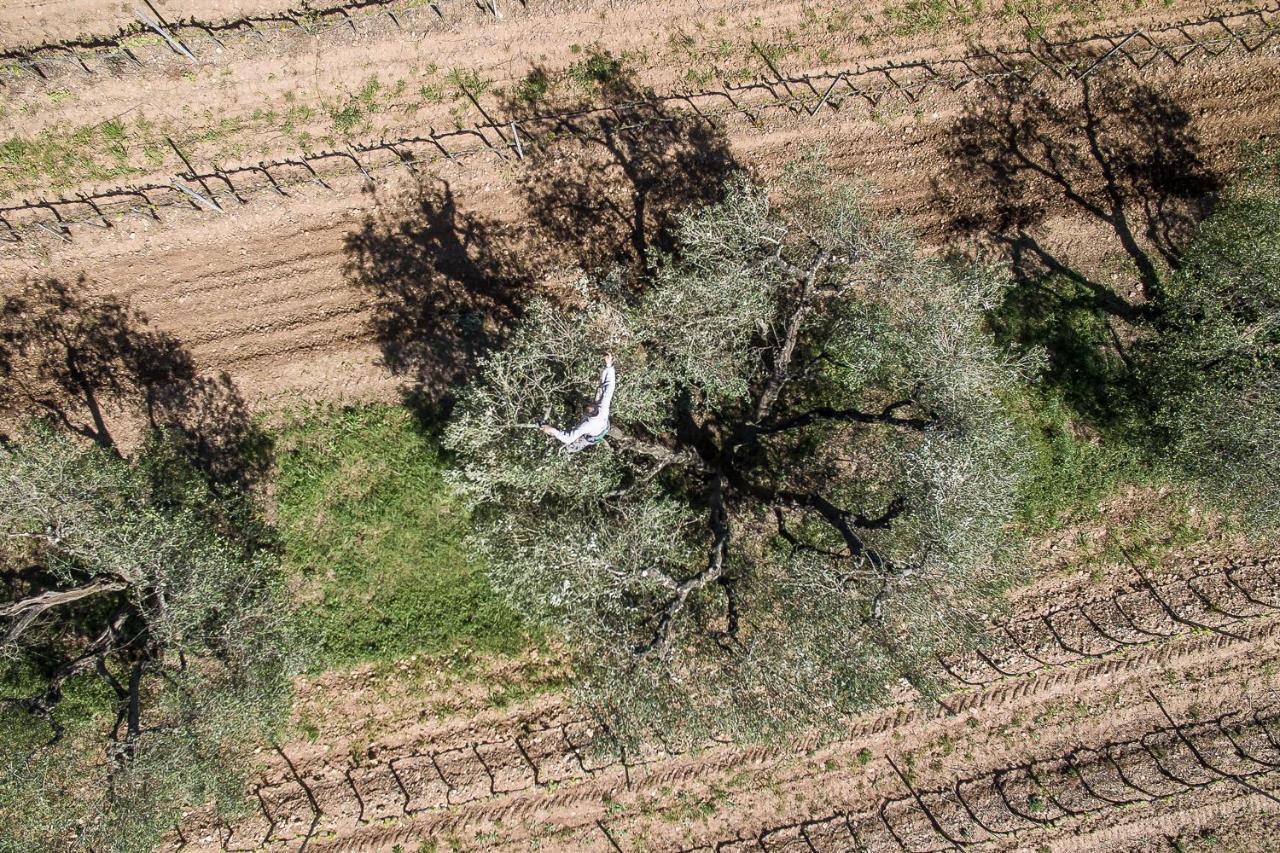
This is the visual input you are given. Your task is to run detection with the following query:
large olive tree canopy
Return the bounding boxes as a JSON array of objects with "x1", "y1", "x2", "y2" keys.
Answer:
[
  {"x1": 446, "y1": 163, "x2": 1028, "y2": 742},
  {"x1": 1142, "y1": 154, "x2": 1280, "y2": 526},
  {"x1": 0, "y1": 429, "x2": 292, "y2": 851}
]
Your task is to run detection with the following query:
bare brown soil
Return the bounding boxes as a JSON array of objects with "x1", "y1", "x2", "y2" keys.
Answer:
[
  {"x1": 4, "y1": 51, "x2": 1278, "y2": 407},
  {"x1": 167, "y1": 543, "x2": 1280, "y2": 851},
  {"x1": 1, "y1": 1, "x2": 1265, "y2": 211},
  {"x1": 0, "y1": 0, "x2": 354, "y2": 46},
  {"x1": 5, "y1": 1, "x2": 1280, "y2": 849}
]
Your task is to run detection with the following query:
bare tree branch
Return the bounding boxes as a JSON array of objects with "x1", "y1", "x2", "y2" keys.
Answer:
[
  {"x1": 1, "y1": 578, "x2": 128, "y2": 646},
  {"x1": 765, "y1": 488, "x2": 891, "y2": 572},
  {"x1": 752, "y1": 249, "x2": 831, "y2": 422},
  {"x1": 3, "y1": 608, "x2": 128, "y2": 744},
  {"x1": 634, "y1": 472, "x2": 730, "y2": 656},
  {"x1": 773, "y1": 507, "x2": 844, "y2": 558},
  {"x1": 851, "y1": 496, "x2": 907, "y2": 530},
  {"x1": 710, "y1": 575, "x2": 741, "y2": 650},
  {"x1": 756, "y1": 400, "x2": 937, "y2": 436},
  {"x1": 608, "y1": 425, "x2": 708, "y2": 472}
]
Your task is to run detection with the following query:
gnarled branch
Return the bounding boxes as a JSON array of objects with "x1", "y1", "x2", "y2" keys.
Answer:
[
  {"x1": 608, "y1": 425, "x2": 707, "y2": 472},
  {"x1": 757, "y1": 400, "x2": 936, "y2": 436},
  {"x1": 752, "y1": 248, "x2": 831, "y2": 422},
  {"x1": 634, "y1": 472, "x2": 730, "y2": 656},
  {"x1": 1, "y1": 578, "x2": 128, "y2": 646},
  {"x1": 751, "y1": 484, "x2": 894, "y2": 573},
  {"x1": 3, "y1": 608, "x2": 129, "y2": 745}
]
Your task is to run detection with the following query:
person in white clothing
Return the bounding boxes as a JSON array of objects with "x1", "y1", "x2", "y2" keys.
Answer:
[{"x1": 540, "y1": 354, "x2": 615, "y2": 452}]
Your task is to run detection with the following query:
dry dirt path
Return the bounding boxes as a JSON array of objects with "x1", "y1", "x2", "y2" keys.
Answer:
[
  {"x1": 169, "y1": 551, "x2": 1280, "y2": 851},
  {"x1": 0, "y1": 0, "x2": 320, "y2": 46},
  {"x1": 3, "y1": 48, "x2": 1278, "y2": 408}
]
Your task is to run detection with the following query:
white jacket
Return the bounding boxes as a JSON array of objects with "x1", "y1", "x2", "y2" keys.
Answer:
[{"x1": 547, "y1": 364, "x2": 616, "y2": 445}]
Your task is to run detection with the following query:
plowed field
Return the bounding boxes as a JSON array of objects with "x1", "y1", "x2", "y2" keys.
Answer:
[
  {"x1": 5, "y1": 0, "x2": 1279, "y2": 848},
  {"x1": 169, "y1": 547, "x2": 1280, "y2": 851}
]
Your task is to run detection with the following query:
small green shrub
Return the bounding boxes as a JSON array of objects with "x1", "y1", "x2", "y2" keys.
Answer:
[
  {"x1": 567, "y1": 48, "x2": 625, "y2": 90},
  {"x1": 513, "y1": 69, "x2": 551, "y2": 106},
  {"x1": 329, "y1": 103, "x2": 363, "y2": 135}
]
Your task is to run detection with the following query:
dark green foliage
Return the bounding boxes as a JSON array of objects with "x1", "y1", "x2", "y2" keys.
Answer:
[
  {"x1": 567, "y1": 49, "x2": 626, "y2": 90},
  {"x1": 1141, "y1": 150, "x2": 1280, "y2": 524},
  {"x1": 513, "y1": 69, "x2": 551, "y2": 106},
  {"x1": 989, "y1": 274, "x2": 1140, "y2": 438}
]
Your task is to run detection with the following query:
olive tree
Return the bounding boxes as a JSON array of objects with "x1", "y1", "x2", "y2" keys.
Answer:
[
  {"x1": 1142, "y1": 153, "x2": 1280, "y2": 526},
  {"x1": 0, "y1": 428, "x2": 293, "y2": 852},
  {"x1": 446, "y1": 163, "x2": 1028, "y2": 743}
]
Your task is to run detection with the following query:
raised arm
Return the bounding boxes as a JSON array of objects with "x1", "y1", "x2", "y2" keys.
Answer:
[{"x1": 596, "y1": 356, "x2": 616, "y2": 417}]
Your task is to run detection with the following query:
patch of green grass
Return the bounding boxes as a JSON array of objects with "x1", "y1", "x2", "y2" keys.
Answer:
[
  {"x1": 752, "y1": 40, "x2": 792, "y2": 65},
  {"x1": 1, "y1": 662, "x2": 115, "y2": 727},
  {"x1": 1008, "y1": 387, "x2": 1146, "y2": 533},
  {"x1": 513, "y1": 69, "x2": 551, "y2": 106},
  {"x1": 323, "y1": 77, "x2": 387, "y2": 137},
  {"x1": 280, "y1": 104, "x2": 317, "y2": 138},
  {"x1": 885, "y1": 0, "x2": 984, "y2": 35},
  {"x1": 189, "y1": 115, "x2": 250, "y2": 158},
  {"x1": 683, "y1": 67, "x2": 716, "y2": 87},
  {"x1": 273, "y1": 405, "x2": 529, "y2": 668},
  {"x1": 446, "y1": 68, "x2": 491, "y2": 98},
  {"x1": 0, "y1": 120, "x2": 141, "y2": 195},
  {"x1": 567, "y1": 48, "x2": 626, "y2": 90},
  {"x1": 660, "y1": 789, "x2": 726, "y2": 822},
  {"x1": 359, "y1": 76, "x2": 382, "y2": 110},
  {"x1": 996, "y1": 0, "x2": 1117, "y2": 35},
  {"x1": 329, "y1": 102, "x2": 364, "y2": 135}
]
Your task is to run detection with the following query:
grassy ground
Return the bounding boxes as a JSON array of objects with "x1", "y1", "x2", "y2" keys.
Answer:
[
  {"x1": 272, "y1": 404, "x2": 529, "y2": 669},
  {"x1": 1008, "y1": 386, "x2": 1146, "y2": 533}
]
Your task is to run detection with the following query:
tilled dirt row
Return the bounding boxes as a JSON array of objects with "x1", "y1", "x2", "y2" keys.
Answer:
[
  {"x1": 664, "y1": 702, "x2": 1280, "y2": 852},
  {"x1": 1102, "y1": 791, "x2": 1280, "y2": 852},
  {"x1": 0, "y1": 0, "x2": 318, "y2": 45},
  {"x1": 170, "y1": 554, "x2": 1280, "y2": 851},
  {"x1": 5, "y1": 53, "x2": 1278, "y2": 410},
  {"x1": 943, "y1": 556, "x2": 1280, "y2": 685},
  {"x1": 3, "y1": 0, "x2": 1230, "y2": 113},
  {"x1": 4, "y1": 0, "x2": 1268, "y2": 221},
  {"x1": 5, "y1": 3, "x2": 1276, "y2": 222},
  {"x1": 292, "y1": 603, "x2": 1280, "y2": 851}
]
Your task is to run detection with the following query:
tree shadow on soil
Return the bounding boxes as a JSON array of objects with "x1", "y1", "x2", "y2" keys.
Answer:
[
  {"x1": 343, "y1": 177, "x2": 531, "y2": 425},
  {"x1": 0, "y1": 277, "x2": 271, "y2": 491},
  {"x1": 937, "y1": 71, "x2": 1219, "y2": 302},
  {"x1": 934, "y1": 71, "x2": 1219, "y2": 429},
  {"x1": 346, "y1": 50, "x2": 739, "y2": 423},
  {"x1": 503, "y1": 53, "x2": 739, "y2": 273}
]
